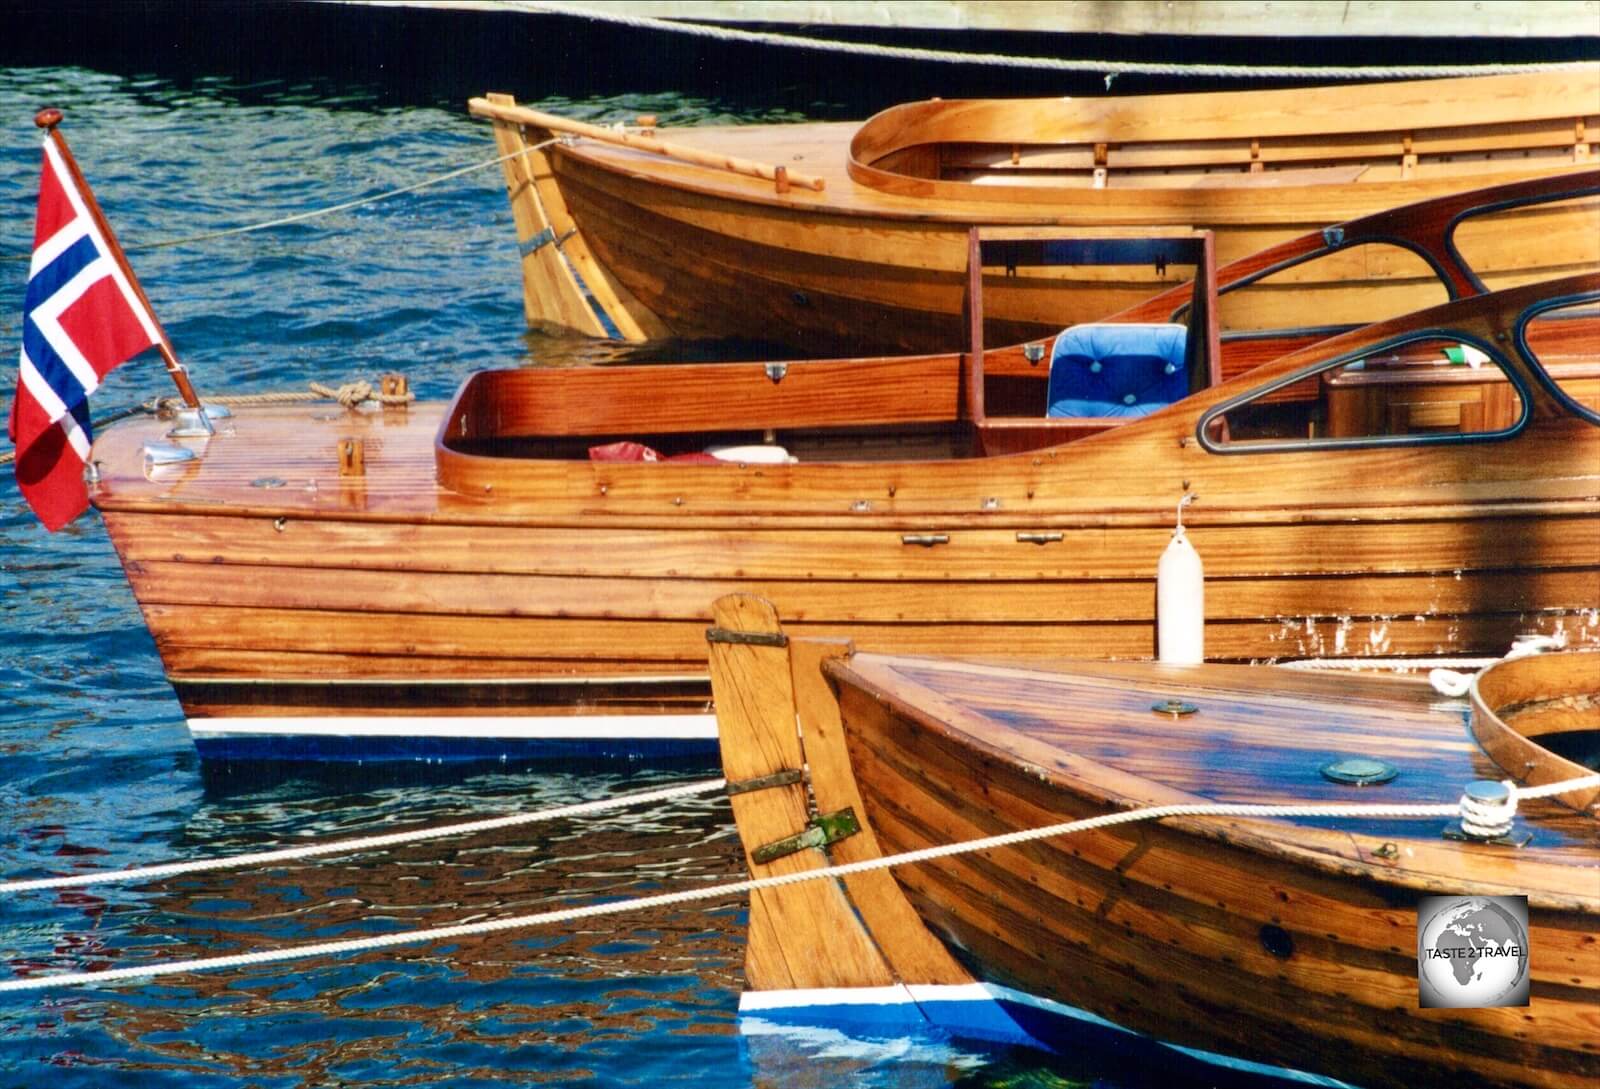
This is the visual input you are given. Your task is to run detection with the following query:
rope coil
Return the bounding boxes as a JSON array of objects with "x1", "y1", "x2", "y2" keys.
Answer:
[
  {"x1": 2, "y1": 770, "x2": 1594, "y2": 995},
  {"x1": 1458, "y1": 780, "x2": 1520, "y2": 839}
]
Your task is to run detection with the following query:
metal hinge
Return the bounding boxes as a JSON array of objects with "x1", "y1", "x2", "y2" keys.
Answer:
[
  {"x1": 519, "y1": 227, "x2": 575, "y2": 258},
  {"x1": 751, "y1": 807, "x2": 860, "y2": 864},
  {"x1": 726, "y1": 768, "x2": 804, "y2": 796},
  {"x1": 705, "y1": 627, "x2": 788, "y2": 647}
]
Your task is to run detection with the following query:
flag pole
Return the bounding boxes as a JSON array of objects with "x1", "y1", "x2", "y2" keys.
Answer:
[{"x1": 33, "y1": 108, "x2": 206, "y2": 415}]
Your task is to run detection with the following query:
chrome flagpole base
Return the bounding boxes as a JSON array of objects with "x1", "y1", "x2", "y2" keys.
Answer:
[{"x1": 166, "y1": 405, "x2": 216, "y2": 438}]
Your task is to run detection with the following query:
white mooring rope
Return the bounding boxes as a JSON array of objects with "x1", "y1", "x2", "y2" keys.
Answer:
[
  {"x1": 125, "y1": 140, "x2": 559, "y2": 253},
  {"x1": 2, "y1": 140, "x2": 559, "y2": 264},
  {"x1": 2, "y1": 771, "x2": 1594, "y2": 995},
  {"x1": 0, "y1": 777, "x2": 726, "y2": 895},
  {"x1": 525, "y1": 2, "x2": 1597, "y2": 80}
]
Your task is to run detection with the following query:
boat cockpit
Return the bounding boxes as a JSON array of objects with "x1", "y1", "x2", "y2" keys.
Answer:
[{"x1": 437, "y1": 173, "x2": 1600, "y2": 474}]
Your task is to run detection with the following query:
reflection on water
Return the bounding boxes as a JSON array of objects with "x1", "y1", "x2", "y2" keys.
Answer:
[{"x1": 6, "y1": 765, "x2": 747, "y2": 1087}]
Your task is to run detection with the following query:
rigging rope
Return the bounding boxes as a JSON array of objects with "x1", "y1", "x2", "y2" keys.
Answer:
[
  {"x1": 3, "y1": 770, "x2": 1593, "y2": 995},
  {"x1": 0, "y1": 378, "x2": 418, "y2": 466},
  {"x1": 0, "y1": 777, "x2": 726, "y2": 895},
  {"x1": 2, "y1": 139, "x2": 558, "y2": 264},
  {"x1": 523, "y1": 2, "x2": 1597, "y2": 80}
]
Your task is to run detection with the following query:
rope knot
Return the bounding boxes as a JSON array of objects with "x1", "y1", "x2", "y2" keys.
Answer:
[
  {"x1": 1458, "y1": 779, "x2": 1518, "y2": 840},
  {"x1": 332, "y1": 380, "x2": 373, "y2": 407}
]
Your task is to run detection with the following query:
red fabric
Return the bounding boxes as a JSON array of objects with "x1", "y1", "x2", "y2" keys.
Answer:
[
  {"x1": 588, "y1": 441, "x2": 720, "y2": 464},
  {"x1": 33, "y1": 152, "x2": 74, "y2": 247},
  {"x1": 13, "y1": 138, "x2": 158, "y2": 531},
  {"x1": 57, "y1": 275, "x2": 156, "y2": 381},
  {"x1": 12, "y1": 409, "x2": 89, "y2": 532}
]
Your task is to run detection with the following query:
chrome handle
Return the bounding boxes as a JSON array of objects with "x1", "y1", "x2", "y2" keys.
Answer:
[
  {"x1": 1016, "y1": 532, "x2": 1063, "y2": 545},
  {"x1": 901, "y1": 534, "x2": 949, "y2": 547}
]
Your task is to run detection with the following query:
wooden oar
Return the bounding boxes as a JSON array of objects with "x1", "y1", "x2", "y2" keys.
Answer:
[{"x1": 468, "y1": 98, "x2": 826, "y2": 193}]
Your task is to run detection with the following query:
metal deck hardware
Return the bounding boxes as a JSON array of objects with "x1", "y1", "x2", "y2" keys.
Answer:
[
  {"x1": 726, "y1": 769, "x2": 805, "y2": 796},
  {"x1": 751, "y1": 808, "x2": 861, "y2": 864},
  {"x1": 705, "y1": 627, "x2": 789, "y2": 648}
]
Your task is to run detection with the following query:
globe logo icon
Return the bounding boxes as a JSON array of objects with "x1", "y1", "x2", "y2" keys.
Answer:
[{"x1": 1417, "y1": 895, "x2": 1530, "y2": 1008}]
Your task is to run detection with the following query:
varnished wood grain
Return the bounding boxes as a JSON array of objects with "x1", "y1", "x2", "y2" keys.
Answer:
[
  {"x1": 705, "y1": 594, "x2": 894, "y2": 991},
  {"x1": 817, "y1": 650, "x2": 1600, "y2": 1089},
  {"x1": 786, "y1": 635, "x2": 972, "y2": 985},
  {"x1": 483, "y1": 92, "x2": 608, "y2": 338},
  {"x1": 87, "y1": 177, "x2": 1600, "y2": 729},
  {"x1": 486, "y1": 72, "x2": 1600, "y2": 351}
]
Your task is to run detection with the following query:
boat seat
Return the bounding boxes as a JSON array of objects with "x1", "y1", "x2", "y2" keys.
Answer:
[{"x1": 1046, "y1": 323, "x2": 1189, "y2": 418}]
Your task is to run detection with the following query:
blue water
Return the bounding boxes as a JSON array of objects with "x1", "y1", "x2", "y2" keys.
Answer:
[{"x1": 0, "y1": 57, "x2": 1314, "y2": 1089}]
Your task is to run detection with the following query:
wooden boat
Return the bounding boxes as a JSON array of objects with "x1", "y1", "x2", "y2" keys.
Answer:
[
  {"x1": 88, "y1": 174, "x2": 1600, "y2": 761},
  {"x1": 470, "y1": 69, "x2": 1600, "y2": 355},
  {"x1": 704, "y1": 592, "x2": 1600, "y2": 1089}
]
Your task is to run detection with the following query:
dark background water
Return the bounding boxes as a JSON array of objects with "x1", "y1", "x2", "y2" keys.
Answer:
[{"x1": 0, "y1": 6, "x2": 1591, "y2": 1087}]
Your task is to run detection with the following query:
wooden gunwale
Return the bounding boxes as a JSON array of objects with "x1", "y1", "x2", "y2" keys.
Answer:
[
  {"x1": 96, "y1": 483, "x2": 1600, "y2": 532},
  {"x1": 548, "y1": 116, "x2": 1598, "y2": 224},
  {"x1": 1471, "y1": 652, "x2": 1600, "y2": 812},
  {"x1": 845, "y1": 72, "x2": 1600, "y2": 203}
]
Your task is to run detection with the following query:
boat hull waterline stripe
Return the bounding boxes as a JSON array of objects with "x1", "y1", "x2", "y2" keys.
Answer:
[
  {"x1": 741, "y1": 982, "x2": 1352, "y2": 1087},
  {"x1": 187, "y1": 713, "x2": 720, "y2": 740}
]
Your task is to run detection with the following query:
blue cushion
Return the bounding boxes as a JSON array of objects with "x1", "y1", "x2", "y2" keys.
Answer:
[{"x1": 1046, "y1": 323, "x2": 1189, "y2": 418}]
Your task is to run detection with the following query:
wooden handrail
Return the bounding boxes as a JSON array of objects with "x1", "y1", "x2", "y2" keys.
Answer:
[{"x1": 468, "y1": 98, "x2": 826, "y2": 193}]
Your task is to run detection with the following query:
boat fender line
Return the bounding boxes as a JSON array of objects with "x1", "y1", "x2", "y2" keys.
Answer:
[
  {"x1": 523, "y1": 2, "x2": 1595, "y2": 80},
  {"x1": 4, "y1": 770, "x2": 1597, "y2": 995},
  {"x1": 0, "y1": 777, "x2": 727, "y2": 895}
]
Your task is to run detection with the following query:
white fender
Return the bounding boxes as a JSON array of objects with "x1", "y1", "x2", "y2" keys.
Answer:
[{"x1": 1158, "y1": 504, "x2": 1204, "y2": 665}]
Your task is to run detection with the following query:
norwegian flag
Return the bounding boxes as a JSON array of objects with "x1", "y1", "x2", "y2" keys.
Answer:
[{"x1": 10, "y1": 135, "x2": 160, "y2": 531}]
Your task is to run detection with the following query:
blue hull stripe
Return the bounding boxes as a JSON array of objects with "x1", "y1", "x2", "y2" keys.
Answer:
[{"x1": 741, "y1": 983, "x2": 1353, "y2": 1089}]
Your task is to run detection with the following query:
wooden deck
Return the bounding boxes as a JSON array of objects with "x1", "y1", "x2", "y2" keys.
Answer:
[{"x1": 706, "y1": 593, "x2": 1599, "y2": 1088}]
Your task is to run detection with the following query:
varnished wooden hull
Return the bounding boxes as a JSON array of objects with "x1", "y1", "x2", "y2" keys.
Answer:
[
  {"x1": 553, "y1": 153, "x2": 1597, "y2": 357},
  {"x1": 484, "y1": 71, "x2": 1600, "y2": 354},
  {"x1": 701, "y1": 598, "x2": 1600, "y2": 1088},
  {"x1": 819, "y1": 654, "x2": 1600, "y2": 1089},
  {"x1": 95, "y1": 441, "x2": 1600, "y2": 757},
  {"x1": 92, "y1": 264, "x2": 1600, "y2": 758}
]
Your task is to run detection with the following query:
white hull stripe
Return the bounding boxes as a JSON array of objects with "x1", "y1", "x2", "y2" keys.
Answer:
[
  {"x1": 187, "y1": 713, "x2": 720, "y2": 740},
  {"x1": 740, "y1": 982, "x2": 1090, "y2": 1017}
]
